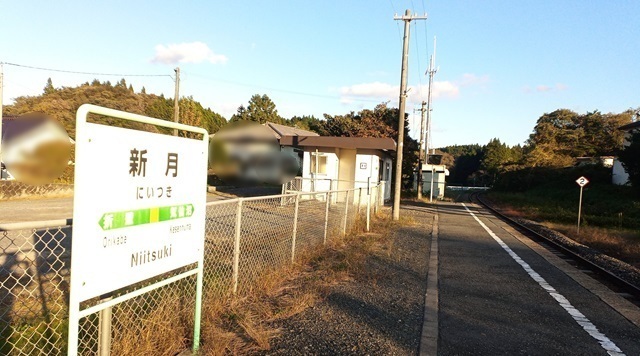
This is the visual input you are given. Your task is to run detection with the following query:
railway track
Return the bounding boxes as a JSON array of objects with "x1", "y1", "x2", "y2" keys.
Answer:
[{"x1": 467, "y1": 191, "x2": 640, "y2": 307}]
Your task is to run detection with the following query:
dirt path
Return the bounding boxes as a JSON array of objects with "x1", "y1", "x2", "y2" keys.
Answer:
[{"x1": 262, "y1": 206, "x2": 433, "y2": 355}]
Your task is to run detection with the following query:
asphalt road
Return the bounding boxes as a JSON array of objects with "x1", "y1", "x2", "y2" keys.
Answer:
[
  {"x1": 0, "y1": 186, "x2": 281, "y2": 224},
  {"x1": 437, "y1": 201, "x2": 640, "y2": 355}
]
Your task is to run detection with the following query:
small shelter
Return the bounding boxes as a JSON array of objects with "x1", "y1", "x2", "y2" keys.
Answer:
[
  {"x1": 278, "y1": 136, "x2": 395, "y2": 201},
  {"x1": 414, "y1": 163, "x2": 449, "y2": 199}
]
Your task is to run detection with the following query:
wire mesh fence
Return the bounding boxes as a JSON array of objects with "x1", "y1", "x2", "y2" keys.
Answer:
[
  {"x1": 0, "y1": 181, "x2": 74, "y2": 200},
  {"x1": 0, "y1": 183, "x2": 383, "y2": 354}
]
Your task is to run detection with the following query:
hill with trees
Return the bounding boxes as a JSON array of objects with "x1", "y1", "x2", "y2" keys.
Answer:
[
  {"x1": 4, "y1": 78, "x2": 227, "y2": 140},
  {"x1": 438, "y1": 108, "x2": 637, "y2": 186}
]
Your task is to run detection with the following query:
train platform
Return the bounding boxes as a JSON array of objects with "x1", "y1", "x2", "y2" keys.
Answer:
[{"x1": 428, "y1": 201, "x2": 640, "y2": 355}]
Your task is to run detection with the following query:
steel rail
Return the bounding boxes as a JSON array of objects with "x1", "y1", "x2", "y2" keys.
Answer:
[{"x1": 469, "y1": 192, "x2": 640, "y2": 299}]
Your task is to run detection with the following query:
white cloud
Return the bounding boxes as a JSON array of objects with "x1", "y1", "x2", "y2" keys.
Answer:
[
  {"x1": 527, "y1": 83, "x2": 568, "y2": 93},
  {"x1": 366, "y1": 70, "x2": 389, "y2": 77},
  {"x1": 536, "y1": 85, "x2": 552, "y2": 92},
  {"x1": 151, "y1": 42, "x2": 228, "y2": 65},
  {"x1": 340, "y1": 81, "x2": 397, "y2": 98},
  {"x1": 458, "y1": 73, "x2": 489, "y2": 87},
  {"x1": 338, "y1": 79, "x2": 461, "y2": 104}
]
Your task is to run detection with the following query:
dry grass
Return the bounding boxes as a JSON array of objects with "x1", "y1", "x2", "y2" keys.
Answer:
[
  {"x1": 545, "y1": 222, "x2": 640, "y2": 268},
  {"x1": 0, "y1": 183, "x2": 73, "y2": 201},
  {"x1": 110, "y1": 292, "x2": 193, "y2": 355},
  {"x1": 490, "y1": 197, "x2": 640, "y2": 269},
  {"x1": 198, "y1": 212, "x2": 405, "y2": 355}
]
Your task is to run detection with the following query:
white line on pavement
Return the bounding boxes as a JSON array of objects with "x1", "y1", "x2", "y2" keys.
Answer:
[{"x1": 461, "y1": 203, "x2": 625, "y2": 356}]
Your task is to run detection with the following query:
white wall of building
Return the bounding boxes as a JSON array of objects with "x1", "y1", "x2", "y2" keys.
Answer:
[
  {"x1": 415, "y1": 164, "x2": 449, "y2": 199},
  {"x1": 299, "y1": 147, "x2": 392, "y2": 200},
  {"x1": 302, "y1": 148, "x2": 339, "y2": 191},
  {"x1": 612, "y1": 158, "x2": 630, "y2": 185}
]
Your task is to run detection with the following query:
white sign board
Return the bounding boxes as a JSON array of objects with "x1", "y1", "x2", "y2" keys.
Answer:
[
  {"x1": 71, "y1": 115, "x2": 207, "y2": 301},
  {"x1": 576, "y1": 176, "x2": 589, "y2": 187}
]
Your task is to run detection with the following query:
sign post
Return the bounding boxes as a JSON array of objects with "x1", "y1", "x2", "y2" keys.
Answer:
[
  {"x1": 68, "y1": 104, "x2": 208, "y2": 355},
  {"x1": 575, "y1": 176, "x2": 589, "y2": 234}
]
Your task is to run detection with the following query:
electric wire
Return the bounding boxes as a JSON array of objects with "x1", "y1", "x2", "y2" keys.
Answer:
[
  {"x1": 388, "y1": 0, "x2": 402, "y2": 38},
  {"x1": 185, "y1": 72, "x2": 385, "y2": 104},
  {"x1": 1, "y1": 62, "x2": 171, "y2": 78}
]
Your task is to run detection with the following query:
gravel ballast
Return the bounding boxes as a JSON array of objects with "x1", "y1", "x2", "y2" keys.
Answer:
[{"x1": 262, "y1": 207, "x2": 433, "y2": 355}]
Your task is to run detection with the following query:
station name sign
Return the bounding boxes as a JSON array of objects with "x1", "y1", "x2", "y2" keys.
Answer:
[{"x1": 71, "y1": 113, "x2": 207, "y2": 302}]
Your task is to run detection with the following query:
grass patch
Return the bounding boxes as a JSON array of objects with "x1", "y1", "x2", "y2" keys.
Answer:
[
  {"x1": 198, "y1": 211, "x2": 413, "y2": 355},
  {"x1": 487, "y1": 186, "x2": 640, "y2": 268},
  {"x1": 488, "y1": 183, "x2": 640, "y2": 229},
  {"x1": 545, "y1": 222, "x2": 640, "y2": 269}
]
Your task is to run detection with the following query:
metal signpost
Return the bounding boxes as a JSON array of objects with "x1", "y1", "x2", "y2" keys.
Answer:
[
  {"x1": 68, "y1": 104, "x2": 208, "y2": 355},
  {"x1": 576, "y1": 176, "x2": 589, "y2": 234}
]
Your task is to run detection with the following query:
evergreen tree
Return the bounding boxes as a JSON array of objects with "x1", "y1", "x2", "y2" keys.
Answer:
[
  {"x1": 43, "y1": 78, "x2": 55, "y2": 95},
  {"x1": 230, "y1": 94, "x2": 284, "y2": 124}
]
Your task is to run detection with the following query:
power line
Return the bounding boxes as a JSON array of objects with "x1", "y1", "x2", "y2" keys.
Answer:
[
  {"x1": 413, "y1": 18, "x2": 423, "y2": 100},
  {"x1": 388, "y1": 0, "x2": 402, "y2": 38},
  {"x1": 185, "y1": 72, "x2": 386, "y2": 104},
  {"x1": 1, "y1": 62, "x2": 171, "y2": 78}
]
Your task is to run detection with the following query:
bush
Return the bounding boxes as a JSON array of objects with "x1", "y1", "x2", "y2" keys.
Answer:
[{"x1": 492, "y1": 165, "x2": 611, "y2": 192}]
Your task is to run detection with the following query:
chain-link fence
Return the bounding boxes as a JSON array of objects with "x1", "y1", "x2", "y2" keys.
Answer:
[
  {"x1": 0, "y1": 181, "x2": 74, "y2": 200},
  {"x1": 0, "y1": 183, "x2": 384, "y2": 354}
]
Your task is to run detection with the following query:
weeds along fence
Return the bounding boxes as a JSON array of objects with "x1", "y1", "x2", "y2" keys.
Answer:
[
  {"x1": 0, "y1": 184, "x2": 384, "y2": 355},
  {"x1": 0, "y1": 181, "x2": 74, "y2": 200}
]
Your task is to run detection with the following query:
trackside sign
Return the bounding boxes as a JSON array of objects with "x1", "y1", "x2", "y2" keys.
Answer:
[{"x1": 70, "y1": 106, "x2": 207, "y2": 302}]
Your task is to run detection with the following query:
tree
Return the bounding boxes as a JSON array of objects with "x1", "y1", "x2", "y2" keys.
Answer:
[
  {"x1": 439, "y1": 144, "x2": 484, "y2": 185},
  {"x1": 288, "y1": 115, "x2": 329, "y2": 135},
  {"x1": 318, "y1": 102, "x2": 418, "y2": 188},
  {"x1": 43, "y1": 78, "x2": 55, "y2": 95},
  {"x1": 524, "y1": 108, "x2": 633, "y2": 167},
  {"x1": 230, "y1": 94, "x2": 284, "y2": 124},
  {"x1": 115, "y1": 78, "x2": 127, "y2": 89},
  {"x1": 618, "y1": 132, "x2": 640, "y2": 190},
  {"x1": 178, "y1": 96, "x2": 227, "y2": 138},
  {"x1": 482, "y1": 138, "x2": 510, "y2": 175}
]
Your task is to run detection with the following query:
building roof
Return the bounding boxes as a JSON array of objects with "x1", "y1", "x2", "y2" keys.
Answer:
[
  {"x1": 263, "y1": 122, "x2": 319, "y2": 139},
  {"x1": 279, "y1": 135, "x2": 396, "y2": 151},
  {"x1": 619, "y1": 121, "x2": 640, "y2": 131}
]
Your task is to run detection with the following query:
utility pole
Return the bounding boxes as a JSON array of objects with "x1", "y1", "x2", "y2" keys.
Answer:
[
  {"x1": 426, "y1": 37, "x2": 438, "y2": 202},
  {"x1": 173, "y1": 67, "x2": 180, "y2": 136},
  {"x1": 392, "y1": 9, "x2": 427, "y2": 220},
  {"x1": 415, "y1": 101, "x2": 427, "y2": 199}
]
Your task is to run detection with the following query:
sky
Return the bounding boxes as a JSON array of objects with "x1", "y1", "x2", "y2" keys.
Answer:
[{"x1": 1, "y1": 1, "x2": 639, "y2": 148}]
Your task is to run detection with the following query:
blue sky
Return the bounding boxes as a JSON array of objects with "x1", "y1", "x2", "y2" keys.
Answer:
[{"x1": 2, "y1": 1, "x2": 639, "y2": 148}]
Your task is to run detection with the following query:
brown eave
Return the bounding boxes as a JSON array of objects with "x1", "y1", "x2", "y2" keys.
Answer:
[
  {"x1": 279, "y1": 135, "x2": 396, "y2": 151},
  {"x1": 619, "y1": 121, "x2": 640, "y2": 131}
]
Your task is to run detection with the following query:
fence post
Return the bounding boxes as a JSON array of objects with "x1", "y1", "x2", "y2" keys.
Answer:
[
  {"x1": 324, "y1": 191, "x2": 330, "y2": 244},
  {"x1": 367, "y1": 181, "x2": 371, "y2": 232},
  {"x1": 98, "y1": 297, "x2": 112, "y2": 356},
  {"x1": 342, "y1": 190, "x2": 350, "y2": 236},
  {"x1": 357, "y1": 187, "x2": 362, "y2": 216},
  {"x1": 233, "y1": 199, "x2": 243, "y2": 294},
  {"x1": 291, "y1": 193, "x2": 300, "y2": 263}
]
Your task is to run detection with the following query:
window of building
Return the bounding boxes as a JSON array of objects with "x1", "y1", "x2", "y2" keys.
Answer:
[{"x1": 311, "y1": 153, "x2": 328, "y2": 175}]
